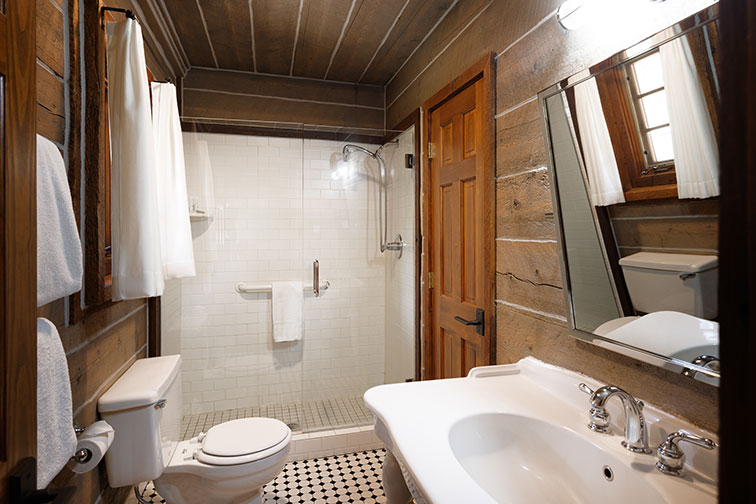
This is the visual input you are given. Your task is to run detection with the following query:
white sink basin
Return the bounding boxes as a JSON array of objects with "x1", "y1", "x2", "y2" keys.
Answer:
[
  {"x1": 365, "y1": 357, "x2": 717, "y2": 504},
  {"x1": 450, "y1": 413, "x2": 665, "y2": 503}
]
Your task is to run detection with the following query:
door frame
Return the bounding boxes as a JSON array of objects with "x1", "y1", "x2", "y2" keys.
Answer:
[
  {"x1": 0, "y1": 0, "x2": 38, "y2": 498},
  {"x1": 420, "y1": 53, "x2": 496, "y2": 380}
]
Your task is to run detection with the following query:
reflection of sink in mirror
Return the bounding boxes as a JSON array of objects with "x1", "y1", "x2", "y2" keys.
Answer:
[
  {"x1": 619, "y1": 252, "x2": 718, "y2": 319},
  {"x1": 595, "y1": 312, "x2": 719, "y2": 385}
]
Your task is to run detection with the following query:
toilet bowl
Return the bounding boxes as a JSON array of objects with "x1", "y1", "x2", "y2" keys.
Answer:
[{"x1": 98, "y1": 355, "x2": 291, "y2": 504}]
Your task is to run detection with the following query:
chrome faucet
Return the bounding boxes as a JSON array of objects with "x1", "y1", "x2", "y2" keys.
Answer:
[
  {"x1": 656, "y1": 430, "x2": 716, "y2": 476},
  {"x1": 579, "y1": 383, "x2": 652, "y2": 454}
]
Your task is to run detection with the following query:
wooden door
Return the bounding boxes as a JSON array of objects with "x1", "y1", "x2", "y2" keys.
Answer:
[
  {"x1": 0, "y1": 0, "x2": 38, "y2": 500},
  {"x1": 424, "y1": 56, "x2": 495, "y2": 379}
]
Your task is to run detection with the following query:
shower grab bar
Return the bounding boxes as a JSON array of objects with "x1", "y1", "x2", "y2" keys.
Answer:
[
  {"x1": 235, "y1": 281, "x2": 330, "y2": 295},
  {"x1": 313, "y1": 260, "x2": 320, "y2": 297}
]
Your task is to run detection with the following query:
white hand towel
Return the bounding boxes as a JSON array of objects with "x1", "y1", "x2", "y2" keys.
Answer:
[
  {"x1": 37, "y1": 318, "x2": 77, "y2": 489},
  {"x1": 272, "y1": 281, "x2": 303, "y2": 342},
  {"x1": 36, "y1": 135, "x2": 83, "y2": 306}
]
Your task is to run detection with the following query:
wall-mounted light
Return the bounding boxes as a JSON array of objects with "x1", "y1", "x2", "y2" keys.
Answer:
[{"x1": 557, "y1": 0, "x2": 667, "y2": 31}]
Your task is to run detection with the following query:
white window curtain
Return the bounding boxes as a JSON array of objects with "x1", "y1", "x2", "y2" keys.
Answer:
[
  {"x1": 573, "y1": 76, "x2": 626, "y2": 206},
  {"x1": 152, "y1": 82, "x2": 196, "y2": 279},
  {"x1": 659, "y1": 35, "x2": 719, "y2": 199},
  {"x1": 107, "y1": 19, "x2": 164, "y2": 300}
]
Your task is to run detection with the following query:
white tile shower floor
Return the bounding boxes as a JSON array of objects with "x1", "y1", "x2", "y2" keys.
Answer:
[
  {"x1": 181, "y1": 396, "x2": 374, "y2": 440},
  {"x1": 126, "y1": 449, "x2": 387, "y2": 504}
]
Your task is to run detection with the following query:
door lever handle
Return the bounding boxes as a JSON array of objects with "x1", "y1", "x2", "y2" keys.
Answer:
[{"x1": 454, "y1": 308, "x2": 485, "y2": 336}]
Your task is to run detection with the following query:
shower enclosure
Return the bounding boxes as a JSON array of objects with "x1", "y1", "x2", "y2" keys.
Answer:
[{"x1": 161, "y1": 123, "x2": 417, "y2": 438}]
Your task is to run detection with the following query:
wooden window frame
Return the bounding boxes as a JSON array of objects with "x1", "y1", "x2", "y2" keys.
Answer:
[
  {"x1": 595, "y1": 60, "x2": 678, "y2": 201},
  {"x1": 622, "y1": 49, "x2": 675, "y2": 171}
]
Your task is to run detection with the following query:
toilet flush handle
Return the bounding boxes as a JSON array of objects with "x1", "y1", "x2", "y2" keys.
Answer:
[{"x1": 154, "y1": 399, "x2": 167, "y2": 409}]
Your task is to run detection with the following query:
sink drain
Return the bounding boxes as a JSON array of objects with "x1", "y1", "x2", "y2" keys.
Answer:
[{"x1": 602, "y1": 465, "x2": 614, "y2": 482}]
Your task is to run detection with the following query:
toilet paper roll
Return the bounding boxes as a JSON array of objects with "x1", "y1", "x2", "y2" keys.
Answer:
[{"x1": 72, "y1": 420, "x2": 115, "y2": 474}]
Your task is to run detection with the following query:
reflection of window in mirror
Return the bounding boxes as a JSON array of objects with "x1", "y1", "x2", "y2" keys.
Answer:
[
  {"x1": 585, "y1": 29, "x2": 720, "y2": 202},
  {"x1": 625, "y1": 50, "x2": 675, "y2": 172}
]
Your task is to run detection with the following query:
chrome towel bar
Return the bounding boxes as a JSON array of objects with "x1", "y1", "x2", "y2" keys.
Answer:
[{"x1": 235, "y1": 281, "x2": 330, "y2": 295}]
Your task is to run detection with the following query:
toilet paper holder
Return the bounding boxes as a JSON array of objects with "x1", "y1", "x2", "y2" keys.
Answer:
[{"x1": 71, "y1": 422, "x2": 92, "y2": 464}]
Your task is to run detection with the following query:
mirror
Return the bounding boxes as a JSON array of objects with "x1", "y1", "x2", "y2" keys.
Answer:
[{"x1": 540, "y1": 6, "x2": 720, "y2": 385}]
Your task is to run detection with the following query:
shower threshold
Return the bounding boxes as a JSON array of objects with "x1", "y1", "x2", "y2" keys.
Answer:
[{"x1": 180, "y1": 396, "x2": 374, "y2": 440}]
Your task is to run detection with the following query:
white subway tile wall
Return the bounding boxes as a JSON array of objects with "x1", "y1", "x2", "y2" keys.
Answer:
[
  {"x1": 168, "y1": 132, "x2": 387, "y2": 416},
  {"x1": 384, "y1": 128, "x2": 417, "y2": 384}
]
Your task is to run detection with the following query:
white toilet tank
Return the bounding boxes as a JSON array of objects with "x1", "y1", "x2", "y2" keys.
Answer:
[
  {"x1": 98, "y1": 355, "x2": 183, "y2": 488},
  {"x1": 618, "y1": 252, "x2": 718, "y2": 319}
]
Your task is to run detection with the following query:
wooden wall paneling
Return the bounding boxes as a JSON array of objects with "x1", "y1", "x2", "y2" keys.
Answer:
[
  {"x1": 386, "y1": 0, "x2": 564, "y2": 125},
  {"x1": 359, "y1": 0, "x2": 456, "y2": 86},
  {"x1": 249, "y1": 0, "x2": 301, "y2": 75},
  {"x1": 48, "y1": 301, "x2": 147, "y2": 503},
  {"x1": 182, "y1": 88, "x2": 384, "y2": 131},
  {"x1": 148, "y1": 296, "x2": 160, "y2": 357},
  {"x1": 496, "y1": 100, "x2": 547, "y2": 176},
  {"x1": 0, "y1": 0, "x2": 37, "y2": 499},
  {"x1": 719, "y1": 0, "x2": 756, "y2": 498},
  {"x1": 83, "y1": 0, "x2": 108, "y2": 307},
  {"x1": 324, "y1": 0, "x2": 405, "y2": 82},
  {"x1": 36, "y1": 63, "x2": 65, "y2": 144},
  {"x1": 495, "y1": 239, "x2": 563, "y2": 290},
  {"x1": 161, "y1": 0, "x2": 216, "y2": 68},
  {"x1": 495, "y1": 169, "x2": 556, "y2": 239},
  {"x1": 610, "y1": 216, "x2": 719, "y2": 251},
  {"x1": 385, "y1": 0, "x2": 496, "y2": 107},
  {"x1": 196, "y1": 0, "x2": 253, "y2": 71},
  {"x1": 36, "y1": 0, "x2": 65, "y2": 77},
  {"x1": 291, "y1": 0, "x2": 356, "y2": 79},
  {"x1": 183, "y1": 67, "x2": 384, "y2": 108}
]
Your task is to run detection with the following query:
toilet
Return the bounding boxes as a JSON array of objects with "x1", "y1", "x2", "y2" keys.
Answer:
[
  {"x1": 618, "y1": 251, "x2": 718, "y2": 319},
  {"x1": 98, "y1": 355, "x2": 291, "y2": 504}
]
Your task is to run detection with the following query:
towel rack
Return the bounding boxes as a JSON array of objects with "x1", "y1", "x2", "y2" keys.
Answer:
[{"x1": 235, "y1": 281, "x2": 330, "y2": 295}]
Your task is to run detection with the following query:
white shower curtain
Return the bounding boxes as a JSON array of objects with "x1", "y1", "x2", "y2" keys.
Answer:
[
  {"x1": 107, "y1": 19, "x2": 164, "y2": 300},
  {"x1": 659, "y1": 35, "x2": 719, "y2": 199},
  {"x1": 574, "y1": 77, "x2": 626, "y2": 206},
  {"x1": 152, "y1": 82, "x2": 196, "y2": 279}
]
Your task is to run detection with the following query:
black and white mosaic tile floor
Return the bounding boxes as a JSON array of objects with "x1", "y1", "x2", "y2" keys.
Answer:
[{"x1": 129, "y1": 449, "x2": 387, "y2": 504}]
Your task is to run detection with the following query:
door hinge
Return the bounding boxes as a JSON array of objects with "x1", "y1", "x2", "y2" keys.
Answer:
[
  {"x1": 428, "y1": 271, "x2": 434, "y2": 289},
  {"x1": 427, "y1": 142, "x2": 435, "y2": 159}
]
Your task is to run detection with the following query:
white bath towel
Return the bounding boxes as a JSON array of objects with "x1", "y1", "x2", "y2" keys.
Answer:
[
  {"x1": 37, "y1": 318, "x2": 77, "y2": 489},
  {"x1": 107, "y1": 19, "x2": 165, "y2": 300},
  {"x1": 151, "y1": 82, "x2": 196, "y2": 279},
  {"x1": 272, "y1": 281, "x2": 303, "y2": 342},
  {"x1": 36, "y1": 135, "x2": 83, "y2": 307}
]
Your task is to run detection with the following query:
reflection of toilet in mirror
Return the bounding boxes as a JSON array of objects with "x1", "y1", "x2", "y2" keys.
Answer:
[
  {"x1": 594, "y1": 251, "x2": 719, "y2": 384},
  {"x1": 618, "y1": 251, "x2": 718, "y2": 319}
]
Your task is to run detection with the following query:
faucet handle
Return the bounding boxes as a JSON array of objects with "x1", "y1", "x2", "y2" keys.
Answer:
[
  {"x1": 578, "y1": 382, "x2": 594, "y2": 395},
  {"x1": 578, "y1": 383, "x2": 612, "y2": 433},
  {"x1": 656, "y1": 430, "x2": 716, "y2": 477}
]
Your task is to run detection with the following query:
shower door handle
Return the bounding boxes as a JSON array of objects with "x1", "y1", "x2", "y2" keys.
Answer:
[{"x1": 313, "y1": 260, "x2": 320, "y2": 297}]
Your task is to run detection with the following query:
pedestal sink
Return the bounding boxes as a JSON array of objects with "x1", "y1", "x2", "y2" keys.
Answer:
[
  {"x1": 450, "y1": 413, "x2": 666, "y2": 503},
  {"x1": 364, "y1": 357, "x2": 717, "y2": 504}
]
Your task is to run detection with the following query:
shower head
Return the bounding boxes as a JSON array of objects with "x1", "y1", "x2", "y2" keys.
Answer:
[{"x1": 342, "y1": 144, "x2": 378, "y2": 162}]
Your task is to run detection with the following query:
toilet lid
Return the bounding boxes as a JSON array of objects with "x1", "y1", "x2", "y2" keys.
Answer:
[{"x1": 201, "y1": 418, "x2": 290, "y2": 457}]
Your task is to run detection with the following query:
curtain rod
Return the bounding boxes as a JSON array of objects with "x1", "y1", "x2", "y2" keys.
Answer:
[{"x1": 100, "y1": 7, "x2": 136, "y2": 29}]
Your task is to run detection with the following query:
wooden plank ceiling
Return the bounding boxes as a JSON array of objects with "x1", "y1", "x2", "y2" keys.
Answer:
[{"x1": 162, "y1": 0, "x2": 456, "y2": 85}]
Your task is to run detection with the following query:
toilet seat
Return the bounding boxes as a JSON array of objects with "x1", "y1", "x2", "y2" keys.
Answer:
[{"x1": 195, "y1": 418, "x2": 291, "y2": 466}]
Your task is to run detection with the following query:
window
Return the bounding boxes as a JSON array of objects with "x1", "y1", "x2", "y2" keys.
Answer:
[{"x1": 624, "y1": 50, "x2": 675, "y2": 175}]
